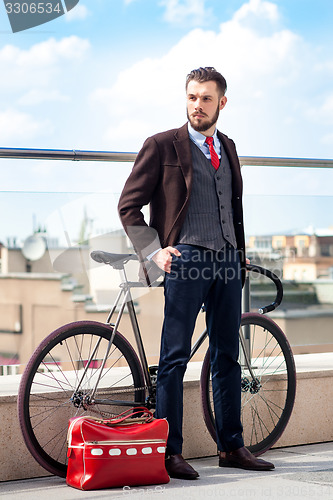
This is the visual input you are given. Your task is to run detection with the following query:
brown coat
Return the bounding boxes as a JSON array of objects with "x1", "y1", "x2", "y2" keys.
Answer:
[{"x1": 118, "y1": 123, "x2": 246, "y2": 283}]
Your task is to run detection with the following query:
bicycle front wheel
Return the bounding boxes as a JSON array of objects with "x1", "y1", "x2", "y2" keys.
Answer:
[
  {"x1": 200, "y1": 313, "x2": 296, "y2": 455},
  {"x1": 18, "y1": 321, "x2": 146, "y2": 477}
]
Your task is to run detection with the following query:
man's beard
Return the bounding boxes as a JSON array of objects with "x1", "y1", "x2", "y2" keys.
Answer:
[{"x1": 187, "y1": 104, "x2": 220, "y2": 132}]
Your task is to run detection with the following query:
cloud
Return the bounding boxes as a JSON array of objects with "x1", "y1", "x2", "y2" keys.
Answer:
[
  {"x1": 0, "y1": 36, "x2": 90, "y2": 144},
  {"x1": 65, "y1": 4, "x2": 90, "y2": 21},
  {"x1": 159, "y1": 0, "x2": 211, "y2": 25},
  {"x1": 0, "y1": 36, "x2": 90, "y2": 92},
  {"x1": 90, "y1": 55, "x2": 186, "y2": 149},
  {"x1": 90, "y1": 0, "x2": 333, "y2": 159},
  {"x1": 18, "y1": 89, "x2": 70, "y2": 106},
  {"x1": 0, "y1": 109, "x2": 50, "y2": 143},
  {"x1": 321, "y1": 133, "x2": 333, "y2": 145},
  {"x1": 233, "y1": 0, "x2": 279, "y2": 24},
  {"x1": 91, "y1": 0, "x2": 313, "y2": 154},
  {"x1": 2, "y1": 0, "x2": 332, "y2": 158},
  {"x1": 2, "y1": 36, "x2": 90, "y2": 66},
  {"x1": 306, "y1": 94, "x2": 333, "y2": 125}
]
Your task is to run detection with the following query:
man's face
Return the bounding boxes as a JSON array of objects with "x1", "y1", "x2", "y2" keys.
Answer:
[{"x1": 186, "y1": 80, "x2": 227, "y2": 136}]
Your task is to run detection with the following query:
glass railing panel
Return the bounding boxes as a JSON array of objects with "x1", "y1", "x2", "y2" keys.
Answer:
[
  {"x1": 1, "y1": 154, "x2": 333, "y2": 389},
  {"x1": 0, "y1": 158, "x2": 138, "y2": 384},
  {"x1": 242, "y1": 165, "x2": 333, "y2": 354}
]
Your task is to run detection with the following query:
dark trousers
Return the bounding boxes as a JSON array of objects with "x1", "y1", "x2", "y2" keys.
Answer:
[{"x1": 155, "y1": 244, "x2": 244, "y2": 455}]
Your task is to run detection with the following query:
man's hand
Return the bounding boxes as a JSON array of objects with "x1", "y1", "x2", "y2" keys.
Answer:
[{"x1": 152, "y1": 246, "x2": 181, "y2": 273}]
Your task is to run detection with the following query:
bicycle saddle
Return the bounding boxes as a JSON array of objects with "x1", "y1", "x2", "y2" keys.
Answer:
[{"x1": 90, "y1": 250, "x2": 138, "y2": 269}]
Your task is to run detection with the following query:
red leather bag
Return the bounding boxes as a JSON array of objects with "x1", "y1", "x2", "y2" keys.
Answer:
[{"x1": 66, "y1": 408, "x2": 169, "y2": 490}]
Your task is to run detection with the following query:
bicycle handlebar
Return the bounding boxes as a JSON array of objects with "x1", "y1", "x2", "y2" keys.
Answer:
[
  {"x1": 90, "y1": 250, "x2": 283, "y2": 313},
  {"x1": 246, "y1": 264, "x2": 283, "y2": 314}
]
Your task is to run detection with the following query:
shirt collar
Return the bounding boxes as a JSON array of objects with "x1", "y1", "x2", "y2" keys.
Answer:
[{"x1": 187, "y1": 122, "x2": 219, "y2": 148}]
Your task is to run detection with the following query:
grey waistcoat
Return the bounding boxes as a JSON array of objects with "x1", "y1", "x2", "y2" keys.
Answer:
[{"x1": 177, "y1": 140, "x2": 237, "y2": 251}]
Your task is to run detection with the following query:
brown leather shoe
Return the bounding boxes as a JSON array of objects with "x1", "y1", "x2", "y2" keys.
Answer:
[
  {"x1": 219, "y1": 446, "x2": 275, "y2": 471},
  {"x1": 165, "y1": 454, "x2": 199, "y2": 479}
]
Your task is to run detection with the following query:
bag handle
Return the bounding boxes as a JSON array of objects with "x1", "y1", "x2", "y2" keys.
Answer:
[{"x1": 103, "y1": 407, "x2": 154, "y2": 426}]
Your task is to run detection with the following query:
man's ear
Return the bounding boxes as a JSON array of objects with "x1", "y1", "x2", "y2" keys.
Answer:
[{"x1": 219, "y1": 96, "x2": 227, "y2": 110}]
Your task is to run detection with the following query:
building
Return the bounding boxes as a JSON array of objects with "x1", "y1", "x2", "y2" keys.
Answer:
[
  {"x1": 247, "y1": 226, "x2": 333, "y2": 281},
  {"x1": 0, "y1": 229, "x2": 207, "y2": 372}
]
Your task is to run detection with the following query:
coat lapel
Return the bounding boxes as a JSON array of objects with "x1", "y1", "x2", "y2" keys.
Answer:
[
  {"x1": 218, "y1": 130, "x2": 242, "y2": 190},
  {"x1": 173, "y1": 123, "x2": 193, "y2": 193},
  {"x1": 218, "y1": 132, "x2": 236, "y2": 168}
]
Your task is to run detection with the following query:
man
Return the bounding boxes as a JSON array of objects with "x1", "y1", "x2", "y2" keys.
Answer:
[{"x1": 118, "y1": 67, "x2": 274, "y2": 479}]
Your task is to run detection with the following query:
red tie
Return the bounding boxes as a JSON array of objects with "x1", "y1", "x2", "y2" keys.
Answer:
[{"x1": 205, "y1": 136, "x2": 220, "y2": 170}]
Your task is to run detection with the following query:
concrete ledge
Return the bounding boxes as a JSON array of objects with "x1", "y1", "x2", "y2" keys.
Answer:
[
  {"x1": 1, "y1": 354, "x2": 332, "y2": 482},
  {"x1": 183, "y1": 354, "x2": 333, "y2": 457},
  {"x1": 0, "y1": 393, "x2": 51, "y2": 482}
]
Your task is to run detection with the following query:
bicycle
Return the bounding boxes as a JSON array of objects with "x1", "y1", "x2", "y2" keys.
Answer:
[{"x1": 18, "y1": 251, "x2": 296, "y2": 478}]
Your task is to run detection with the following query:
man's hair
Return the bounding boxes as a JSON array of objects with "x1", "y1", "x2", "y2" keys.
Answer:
[{"x1": 186, "y1": 67, "x2": 227, "y2": 96}]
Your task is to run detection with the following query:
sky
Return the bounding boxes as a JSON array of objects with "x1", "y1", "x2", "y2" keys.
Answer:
[{"x1": 0, "y1": 0, "x2": 333, "y2": 246}]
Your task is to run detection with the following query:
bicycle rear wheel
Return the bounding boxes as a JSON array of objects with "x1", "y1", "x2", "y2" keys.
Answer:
[
  {"x1": 200, "y1": 313, "x2": 296, "y2": 455},
  {"x1": 18, "y1": 321, "x2": 145, "y2": 477}
]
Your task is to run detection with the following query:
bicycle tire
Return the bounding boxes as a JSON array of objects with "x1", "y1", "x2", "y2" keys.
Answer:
[
  {"x1": 200, "y1": 312, "x2": 296, "y2": 455},
  {"x1": 18, "y1": 320, "x2": 146, "y2": 478}
]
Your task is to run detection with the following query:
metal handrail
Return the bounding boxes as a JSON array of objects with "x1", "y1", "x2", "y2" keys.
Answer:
[
  {"x1": 239, "y1": 156, "x2": 333, "y2": 168},
  {"x1": 0, "y1": 148, "x2": 136, "y2": 162},
  {"x1": 0, "y1": 147, "x2": 332, "y2": 168}
]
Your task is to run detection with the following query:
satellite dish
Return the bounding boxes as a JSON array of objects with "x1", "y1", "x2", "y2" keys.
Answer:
[{"x1": 22, "y1": 235, "x2": 46, "y2": 261}]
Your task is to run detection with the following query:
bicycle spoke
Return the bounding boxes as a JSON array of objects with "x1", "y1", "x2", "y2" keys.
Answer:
[
  {"x1": 30, "y1": 402, "x2": 71, "y2": 431},
  {"x1": 39, "y1": 422, "x2": 70, "y2": 455},
  {"x1": 99, "y1": 349, "x2": 127, "y2": 382},
  {"x1": 29, "y1": 397, "x2": 72, "y2": 412},
  {"x1": 252, "y1": 397, "x2": 269, "y2": 439},
  {"x1": 18, "y1": 323, "x2": 145, "y2": 477},
  {"x1": 202, "y1": 313, "x2": 296, "y2": 456},
  {"x1": 40, "y1": 353, "x2": 74, "y2": 391},
  {"x1": 258, "y1": 391, "x2": 286, "y2": 415}
]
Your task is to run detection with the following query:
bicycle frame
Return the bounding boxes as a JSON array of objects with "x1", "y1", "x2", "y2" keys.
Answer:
[
  {"x1": 79, "y1": 266, "x2": 153, "y2": 403},
  {"x1": 76, "y1": 261, "x2": 282, "y2": 407},
  {"x1": 78, "y1": 266, "x2": 209, "y2": 407}
]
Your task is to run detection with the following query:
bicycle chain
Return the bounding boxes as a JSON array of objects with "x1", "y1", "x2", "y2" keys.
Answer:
[{"x1": 84, "y1": 384, "x2": 150, "y2": 418}]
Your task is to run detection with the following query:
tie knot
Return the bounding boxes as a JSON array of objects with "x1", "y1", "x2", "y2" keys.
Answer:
[{"x1": 205, "y1": 136, "x2": 214, "y2": 146}]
